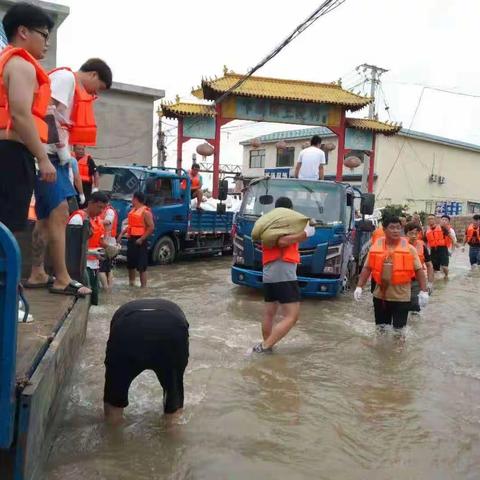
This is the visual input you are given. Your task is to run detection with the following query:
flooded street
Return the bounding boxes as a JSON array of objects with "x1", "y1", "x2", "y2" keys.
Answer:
[{"x1": 44, "y1": 252, "x2": 480, "y2": 480}]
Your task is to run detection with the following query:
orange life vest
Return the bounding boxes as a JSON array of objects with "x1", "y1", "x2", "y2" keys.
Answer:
[
  {"x1": 412, "y1": 239, "x2": 425, "y2": 265},
  {"x1": 69, "y1": 209, "x2": 104, "y2": 261},
  {"x1": 368, "y1": 237, "x2": 415, "y2": 286},
  {"x1": 49, "y1": 67, "x2": 97, "y2": 146},
  {"x1": 100, "y1": 205, "x2": 118, "y2": 237},
  {"x1": 466, "y1": 224, "x2": 480, "y2": 244},
  {"x1": 426, "y1": 225, "x2": 449, "y2": 248},
  {"x1": 181, "y1": 171, "x2": 201, "y2": 190},
  {"x1": 127, "y1": 205, "x2": 150, "y2": 237},
  {"x1": 262, "y1": 243, "x2": 300, "y2": 266},
  {"x1": 28, "y1": 196, "x2": 37, "y2": 221},
  {"x1": 77, "y1": 155, "x2": 92, "y2": 183},
  {"x1": 0, "y1": 45, "x2": 51, "y2": 142},
  {"x1": 371, "y1": 226, "x2": 385, "y2": 244}
]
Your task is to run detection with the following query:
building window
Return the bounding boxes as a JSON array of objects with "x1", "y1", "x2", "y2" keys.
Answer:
[
  {"x1": 249, "y1": 149, "x2": 265, "y2": 168},
  {"x1": 276, "y1": 147, "x2": 295, "y2": 167}
]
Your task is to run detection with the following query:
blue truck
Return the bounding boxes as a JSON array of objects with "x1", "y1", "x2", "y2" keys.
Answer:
[
  {"x1": 97, "y1": 165, "x2": 234, "y2": 263},
  {"x1": 231, "y1": 177, "x2": 374, "y2": 298}
]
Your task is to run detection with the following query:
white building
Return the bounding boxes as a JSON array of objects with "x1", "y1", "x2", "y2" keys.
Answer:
[{"x1": 241, "y1": 127, "x2": 480, "y2": 215}]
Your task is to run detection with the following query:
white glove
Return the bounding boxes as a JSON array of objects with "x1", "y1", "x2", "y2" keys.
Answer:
[
  {"x1": 418, "y1": 291, "x2": 429, "y2": 309},
  {"x1": 79, "y1": 193, "x2": 86, "y2": 205},
  {"x1": 427, "y1": 282, "x2": 433, "y2": 296},
  {"x1": 304, "y1": 224, "x2": 316, "y2": 238},
  {"x1": 91, "y1": 187, "x2": 99, "y2": 193},
  {"x1": 354, "y1": 286, "x2": 363, "y2": 301}
]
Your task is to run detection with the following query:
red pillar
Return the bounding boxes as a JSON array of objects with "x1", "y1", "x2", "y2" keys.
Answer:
[
  {"x1": 368, "y1": 133, "x2": 376, "y2": 193},
  {"x1": 335, "y1": 110, "x2": 346, "y2": 182},
  {"x1": 176, "y1": 118, "x2": 184, "y2": 170},
  {"x1": 212, "y1": 104, "x2": 222, "y2": 198}
]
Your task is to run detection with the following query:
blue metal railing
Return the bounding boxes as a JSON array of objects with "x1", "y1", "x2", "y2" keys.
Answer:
[{"x1": 0, "y1": 223, "x2": 21, "y2": 449}]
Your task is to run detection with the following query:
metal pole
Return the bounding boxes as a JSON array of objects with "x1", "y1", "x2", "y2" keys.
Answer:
[{"x1": 156, "y1": 115, "x2": 166, "y2": 167}]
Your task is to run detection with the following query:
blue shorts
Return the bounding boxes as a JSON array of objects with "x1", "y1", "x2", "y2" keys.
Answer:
[{"x1": 35, "y1": 154, "x2": 76, "y2": 220}]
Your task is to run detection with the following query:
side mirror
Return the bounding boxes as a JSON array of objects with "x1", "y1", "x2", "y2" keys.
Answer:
[
  {"x1": 218, "y1": 179, "x2": 229, "y2": 201},
  {"x1": 360, "y1": 193, "x2": 375, "y2": 215},
  {"x1": 259, "y1": 195, "x2": 274, "y2": 205},
  {"x1": 346, "y1": 192, "x2": 353, "y2": 207},
  {"x1": 217, "y1": 203, "x2": 226, "y2": 214},
  {"x1": 356, "y1": 219, "x2": 375, "y2": 232}
]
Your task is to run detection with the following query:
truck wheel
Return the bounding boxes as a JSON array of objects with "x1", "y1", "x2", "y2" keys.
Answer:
[{"x1": 152, "y1": 236, "x2": 176, "y2": 265}]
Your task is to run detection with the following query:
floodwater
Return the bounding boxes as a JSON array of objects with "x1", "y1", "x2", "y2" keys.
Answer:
[{"x1": 44, "y1": 252, "x2": 480, "y2": 480}]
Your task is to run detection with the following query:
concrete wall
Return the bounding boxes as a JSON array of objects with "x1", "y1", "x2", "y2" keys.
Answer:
[
  {"x1": 242, "y1": 133, "x2": 480, "y2": 214},
  {"x1": 0, "y1": 0, "x2": 69, "y2": 70},
  {"x1": 89, "y1": 87, "x2": 160, "y2": 168},
  {"x1": 374, "y1": 135, "x2": 480, "y2": 213}
]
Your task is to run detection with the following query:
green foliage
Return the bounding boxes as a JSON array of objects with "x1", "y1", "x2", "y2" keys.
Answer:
[{"x1": 381, "y1": 204, "x2": 408, "y2": 222}]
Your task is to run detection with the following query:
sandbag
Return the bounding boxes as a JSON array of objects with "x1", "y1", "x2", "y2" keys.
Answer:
[{"x1": 252, "y1": 207, "x2": 309, "y2": 248}]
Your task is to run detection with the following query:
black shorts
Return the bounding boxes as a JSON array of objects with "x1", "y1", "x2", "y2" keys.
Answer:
[
  {"x1": 430, "y1": 246, "x2": 449, "y2": 271},
  {"x1": 104, "y1": 299, "x2": 189, "y2": 414},
  {"x1": 126, "y1": 237, "x2": 148, "y2": 272},
  {"x1": 99, "y1": 257, "x2": 113, "y2": 273},
  {"x1": 0, "y1": 140, "x2": 35, "y2": 232},
  {"x1": 373, "y1": 297, "x2": 410, "y2": 329},
  {"x1": 263, "y1": 280, "x2": 301, "y2": 303}
]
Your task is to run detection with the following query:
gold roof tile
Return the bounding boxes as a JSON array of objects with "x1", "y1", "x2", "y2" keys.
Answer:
[
  {"x1": 192, "y1": 72, "x2": 372, "y2": 111},
  {"x1": 346, "y1": 118, "x2": 402, "y2": 135},
  {"x1": 159, "y1": 102, "x2": 215, "y2": 119}
]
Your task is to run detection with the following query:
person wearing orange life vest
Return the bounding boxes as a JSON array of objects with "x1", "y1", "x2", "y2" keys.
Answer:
[
  {"x1": 98, "y1": 201, "x2": 119, "y2": 289},
  {"x1": 181, "y1": 163, "x2": 203, "y2": 209},
  {"x1": 425, "y1": 214, "x2": 455, "y2": 278},
  {"x1": 0, "y1": 4, "x2": 57, "y2": 233},
  {"x1": 68, "y1": 192, "x2": 109, "y2": 305},
  {"x1": 117, "y1": 191, "x2": 155, "y2": 288},
  {"x1": 405, "y1": 222, "x2": 434, "y2": 313},
  {"x1": 26, "y1": 58, "x2": 112, "y2": 297},
  {"x1": 250, "y1": 197, "x2": 316, "y2": 354},
  {"x1": 354, "y1": 216, "x2": 428, "y2": 330},
  {"x1": 462, "y1": 214, "x2": 480, "y2": 268},
  {"x1": 74, "y1": 144, "x2": 98, "y2": 204}
]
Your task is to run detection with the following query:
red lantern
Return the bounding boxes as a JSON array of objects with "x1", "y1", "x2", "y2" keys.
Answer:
[
  {"x1": 251, "y1": 138, "x2": 261, "y2": 148},
  {"x1": 276, "y1": 141, "x2": 288, "y2": 152},
  {"x1": 323, "y1": 142, "x2": 335, "y2": 152},
  {"x1": 343, "y1": 156, "x2": 362, "y2": 170},
  {"x1": 196, "y1": 143, "x2": 214, "y2": 157}
]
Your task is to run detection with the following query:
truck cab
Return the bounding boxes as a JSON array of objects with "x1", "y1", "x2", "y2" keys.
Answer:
[
  {"x1": 231, "y1": 177, "x2": 374, "y2": 298},
  {"x1": 98, "y1": 165, "x2": 234, "y2": 264}
]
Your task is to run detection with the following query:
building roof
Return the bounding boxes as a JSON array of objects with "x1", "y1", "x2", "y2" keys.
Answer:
[
  {"x1": 160, "y1": 101, "x2": 215, "y2": 119},
  {"x1": 193, "y1": 71, "x2": 372, "y2": 111},
  {"x1": 240, "y1": 126, "x2": 335, "y2": 145},
  {"x1": 111, "y1": 82, "x2": 165, "y2": 100},
  {"x1": 241, "y1": 126, "x2": 480, "y2": 153},
  {"x1": 0, "y1": 0, "x2": 70, "y2": 25},
  {"x1": 346, "y1": 118, "x2": 401, "y2": 136}
]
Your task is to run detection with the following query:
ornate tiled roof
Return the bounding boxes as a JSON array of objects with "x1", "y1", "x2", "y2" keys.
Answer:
[
  {"x1": 159, "y1": 101, "x2": 215, "y2": 119},
  {"x1": 346, "y1": 118, "x2": 401, "y2": 135},
  {"x1": 192, "y1": 71, "x2": 372, "y2": 111}
]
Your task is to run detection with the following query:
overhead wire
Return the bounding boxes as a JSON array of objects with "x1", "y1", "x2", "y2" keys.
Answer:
[{"x1": 377, "y1": 87, "x2": 426, "y2": 199}]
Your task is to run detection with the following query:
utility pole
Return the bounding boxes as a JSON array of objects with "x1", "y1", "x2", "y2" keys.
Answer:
[
  {"x1": 357, "y1": 63, "x2": 388, "y2": 192},
  {"x1": 156, "y1": 110, "x2": 167, "y2": 167}
]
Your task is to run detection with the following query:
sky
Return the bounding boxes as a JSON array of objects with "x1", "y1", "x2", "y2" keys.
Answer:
[{"x1": 50, "y1": 0, "x2": 480, "y2": 175}]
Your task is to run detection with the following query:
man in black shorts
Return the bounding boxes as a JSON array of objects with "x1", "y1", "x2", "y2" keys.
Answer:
[
  {"x1": 0, "y1": 3, "x2": 57, "y2": 232},
  {"x1": 251, "y1": 197, "x2": 315, "y2": 353},
  {"x1": 103, "y1": 299, "x2": 189, "y2": 424}
]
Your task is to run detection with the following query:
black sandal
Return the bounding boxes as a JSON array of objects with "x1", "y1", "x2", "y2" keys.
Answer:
[
  {"x1": 49, "y1": 280, "x2": 91, "y2": 298},
  {"x1": 23, "y1": 275, "x2": 55, "y2": 289}
]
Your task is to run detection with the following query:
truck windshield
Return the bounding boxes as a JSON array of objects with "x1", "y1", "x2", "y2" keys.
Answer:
[
  {"x1": 241, "y1": 179, "x2": 344, "y2": 224},
  {"x1": 98, "y1": 167, "x2": 143, "y2": 200}
]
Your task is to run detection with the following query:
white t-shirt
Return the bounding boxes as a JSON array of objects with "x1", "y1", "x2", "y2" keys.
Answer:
[
  {"x1": 47, "y1": 69, "x2": 76, "y2": 155},
  {"x1": 69, "y1": 213, "x2": 102, "y2": 269},
  {"x1": 297, "y1": 146, "x2": 326, "y2": 180},
  {"x1": 103, "y1": 207, "x2": 116, "y2": 238}
]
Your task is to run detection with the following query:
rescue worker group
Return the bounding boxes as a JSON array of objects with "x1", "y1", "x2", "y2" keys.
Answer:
[{"x1": 1, "y1": 3, "x2": 480, "y2": 355}]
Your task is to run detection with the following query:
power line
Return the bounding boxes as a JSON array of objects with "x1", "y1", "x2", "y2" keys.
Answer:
[
  {"x1": 377, "y1": 87, "x2": 426, "y2": 199},
  {"x1": 385, "y1": 80, "x2": 480, "y2": 99},
  {"x1": 215, "y1": 0, "x2": 347, "y2": 104}
]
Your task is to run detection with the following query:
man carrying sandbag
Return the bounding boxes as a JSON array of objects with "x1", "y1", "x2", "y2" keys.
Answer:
[{"x1": 250, "y1": 197, "x2": 315, "y2": 354}]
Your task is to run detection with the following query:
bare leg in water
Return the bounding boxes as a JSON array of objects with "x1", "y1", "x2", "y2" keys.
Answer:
[
  {"x1": 262, "y1": 302, "x2": 300, "y2": 350},
  {"x1": 139, "y1": 271, "x2": 147, "y2": 288},
  {"x1": 128, "y1": 269, "x2": 136, "y2": 287},
  {"x1": 262, "y1": 302, "x2": 279, "y2": 341}
]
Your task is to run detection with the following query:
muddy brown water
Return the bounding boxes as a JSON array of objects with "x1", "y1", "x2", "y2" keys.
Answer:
[{"x1": 44, "y1": 252, "x2": 480, "y2": 480}]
